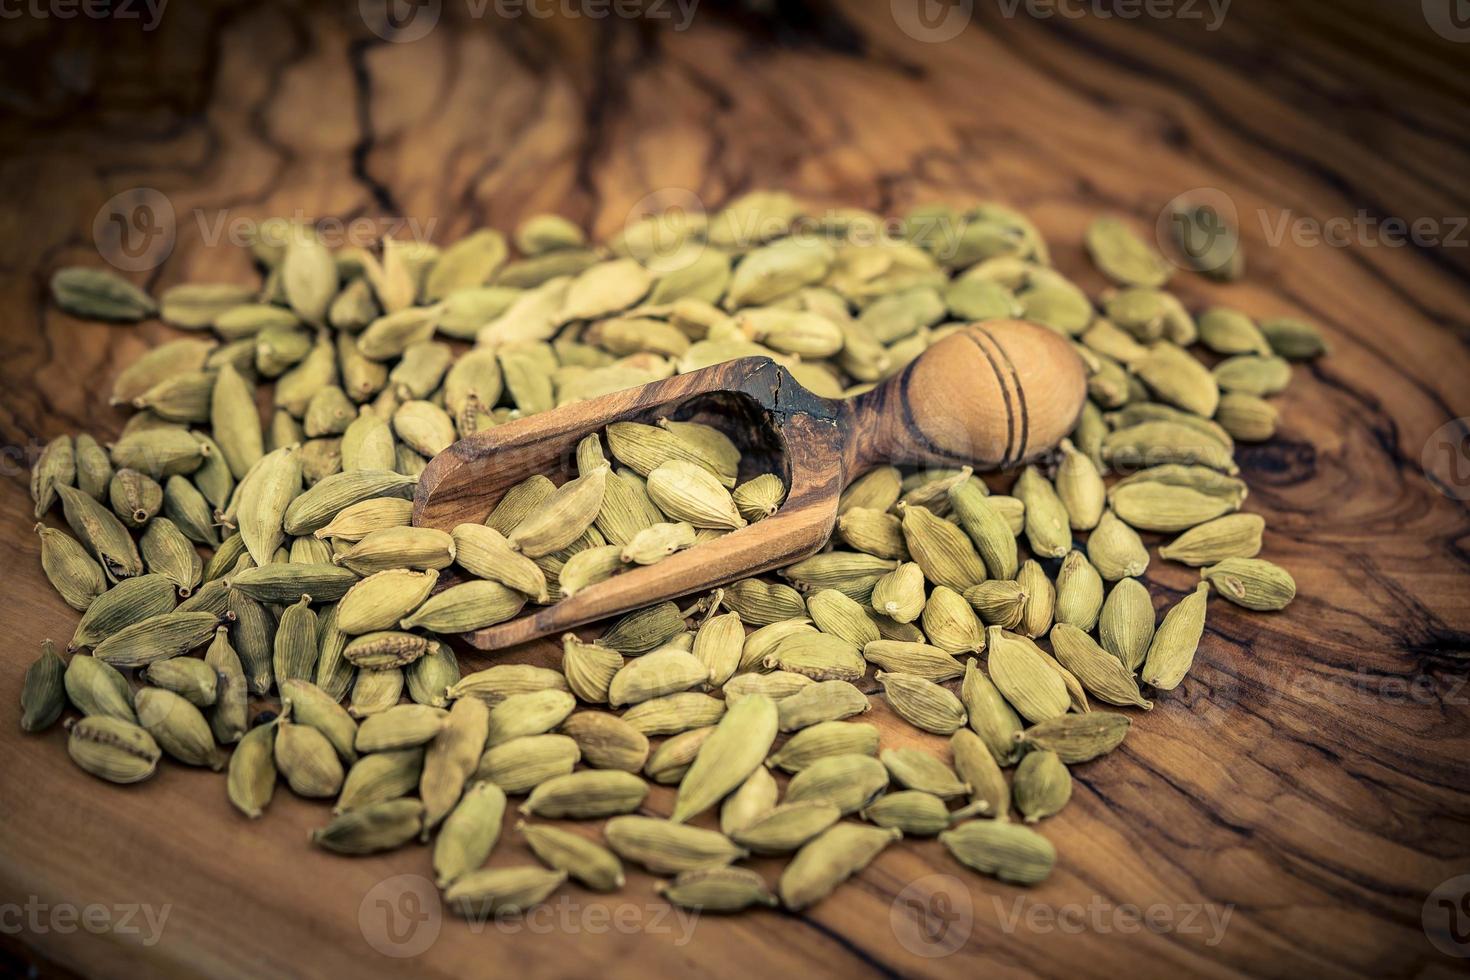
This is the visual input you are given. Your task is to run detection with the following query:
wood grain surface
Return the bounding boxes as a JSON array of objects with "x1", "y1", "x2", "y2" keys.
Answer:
[{"x1": 2, "y1": 1, "x2": 1469, "y2": 977}]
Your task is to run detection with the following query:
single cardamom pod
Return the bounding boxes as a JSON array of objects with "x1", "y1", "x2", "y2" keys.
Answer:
[
  {"x1": 475, "y1": 734, "x2": 580, "y2": 793},
  {"x1": 986, "y1": 627, "x2": 1069, "y2": 723},
  {"x1": 862, "y1": 790, "x2": 958, "y2": 836},
  {"x1": 1140, "y1": 582, "x2": 1210, "y2": 690},
  {"x1": 603, "y1": 816, "x2": 746, "y2": 875},
  {"x1": 862, "y1": 639, "x2": 964, "y2": 682},
  {"x1": 520, "y1": 769, "x2": 649, "y2": 819},
  {"x1": 311, "y1": 799, "x2": 422, "y2": 855},
  {"x1": 1098, "y1": 577, "x2": 1155, "y2": 672},
  {"x1": 881, "y1": 747, "x2": 970, "y2": 798},
  {"x1": 779, "y1": 823, "x2": 901, "y2": 911},
  {"x1": 20, "y1": 640, "x2": 67, "y2": 733},
  {"x1": 1050, "y1": 624, "x2": 1152, "y2": 710},
  {"x1": 227, "y1": 722, "x2": 277, "y2": 818},
  {"x1": 1158, "y1": 512, "x2": 1264, "y2": 566},
  {"x1": 776, "y1": 680, "x2": 870, "y2": 732},
  {"x1": 952, "y1": 727, "x2": 1009, "y2": 816},
  {"x1": 135, "y1": 687, "x2": 225, "y2": 770},
  {"x1": 941, "y1": 820, "x2": 1054, "y2": 884},
  {"x1": 444, "y1": 867, "x2": 566, "y2": 919},
  {"x1": 559, "y1": 711, "x2": 649, "y2": 772},
  {"x1": 520, "y1": 822, "x2": 625, "y2": 892},
  {"x1": 1019, "y1": 712, "x2": 1131, "y2": 763},
  {"x1": 1087, "y1": 509, "x2": 1151, "y2": 581},
  {"x1": 1202, "y1": 558, "x2": 1296, "y2": 611},
  {"x1": 434, "y1": 781, "x2": 508, "y2": 888},
  {"x1": 66, "y1": 715, "x2": 160, "y2": 783},
  {"x1": 784, "y1": 753, "x2": 889, "y2": 813}
]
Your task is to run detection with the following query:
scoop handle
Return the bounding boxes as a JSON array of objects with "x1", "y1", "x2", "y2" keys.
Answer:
[{"x1": 843, "y1": 319, "x2": 1088, "y2": 474}]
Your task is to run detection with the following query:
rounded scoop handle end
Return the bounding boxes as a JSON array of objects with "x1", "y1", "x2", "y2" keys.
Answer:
[{"x1": 845, "y1": 320, "x2": 1088, "y2": 472}]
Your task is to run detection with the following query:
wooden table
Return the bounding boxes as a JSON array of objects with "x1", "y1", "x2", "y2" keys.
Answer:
[{"x1": 2, "y1": 1, "x2": 1468, "y2": 977}]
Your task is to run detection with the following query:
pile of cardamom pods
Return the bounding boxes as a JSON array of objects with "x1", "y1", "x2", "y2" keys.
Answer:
[{"x1": 24, "y1": 191, "x2": 1321, "y2": 916}]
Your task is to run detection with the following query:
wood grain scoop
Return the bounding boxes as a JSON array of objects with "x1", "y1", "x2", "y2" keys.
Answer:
[{"x1": 414, "y1": 319, "x2": 1087, "y2": 650}]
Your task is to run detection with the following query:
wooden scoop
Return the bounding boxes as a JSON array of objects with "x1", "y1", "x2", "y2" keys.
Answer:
[{"x1": 414, "y1": 319, "x2": 1087, "y2": 650}]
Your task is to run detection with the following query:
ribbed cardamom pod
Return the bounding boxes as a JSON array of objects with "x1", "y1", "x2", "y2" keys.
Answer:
[
  {"x1": 898, "y1": 504, "x2": 987, "y2": 592},
  {"x1": 1159, "y1": 512, "x2": 1264, "y2": 566},
  {"x1": 776, "y1": 680, "x2": 869, "y2": 732},
  {"x1": 474, "y1": 734, "x2": 580, "y2": 793},
  {"x1": 503, "y1": 464, "x2": 609, "y2": 557},
  {"x1": 767, "y1": 716, "x2": 877, "y2": 772},
  {"x1": 1087, "y1": 509, "x2": 1150, "y2": 581},
  {"x1": 20, "y1": 640, "x2": 67, "y2": 733},
  {"x1": 870, "y1": 562, "x2": 926, "y2": 624},
  {"x1": 604, "y1": 815, "x2": 746, "y2": 875},
  {"x1": 520, "y1": 769, "x2": 649, "y2": 819},
  {"x1": 135, "y1": 687, "x2": 225, "y2": 770},
  {"x1": 94, "y1": 611, "x2": 224, "y2": 669},
  {"x1": 657, "y1": 867, "x2": 777, "y2": 912},
  {"x1": 764, "y1": 633, "x2": 865, "y2": 683},
  {"x1": 952, "y1": 727, "x2": 1009, "y2": 816},
  {"x1": 349, "y1": 667, "x2": 404, "y2": 718},
  {"x1": 784, "y1": 752, "x2": 889, "y2": 813},
  {"x1": 66, "y1": 715, "x2": 160, "y2": 783},
  {"x1": 559, "y1": 711, "x2": 649, "y2": 772},
  {"x1": 671, "y1": 694, "x2": 777, "y2": 823},
  {"x1": 487, "y1": 690, "x2": 577, "y2": 746},
  {"x1": 1140, "y1": 582, "x2": 1210, "y2": 690},
  {"x1": 420, "y1": 696, "x2": 490, "y2": 836},
  {"x1": 1054, "y1": 551, "x2": 1104, "y2": 632},
  {"x1": 722, "y1": 578, "x2": 806, "y2": 626},
  {"x1": 731, "y1": 473, "x2": 785, "y2": 524},
  {"x1": 270, "y1": 595, "x2": 318, "y2": 684},
  {"x1": 336, "y1": 748, "x2": 424, "y2": 814},
  {"x1": 862, "y1": 790, "x2": 955, "y2": 836},
  {"x1": 1098, "y1": 577, "x2": 1154, "y2": 672},
  {"x1": 620, "y1": 691, "x2": 726, "y2": 736},
  {"x1": 1014, "y1": 466, "x2": 1071, "y2": 559},
  {"x1": 227, "y1": 722, "x2": 277, "y2": 818},
  {"x1": 520, "y1": 822, "x2": 625, "y2": 892},
  {"x1": 805, "y1": 589, "x2": 881, "y2": 648},
  {"x1": 608, "y1": 648, "x2": 710, "y2": 707},
  {"x1": 355, "y1": 704, "x2": 448, "y2": 753},
  {"x1": 920, "y1": 586, "x2": 985, "y2": 654},
  {"x1": 1015, "y1": 559, "x2": 1055, "y2": 639},
  {"x1": 448, "y1": 663, "x2": 568, "y2": 706},
  {"x1": 1202, "y1": 558, "x2": 1295, "y2": 611},
  {"x1": 58, "y1": 485, "x2": 143, "y2": 582},
  {"x1": 1051, "y1": 624, "x2": 1152, "y2": 709},
  {"x1": 36, "y1": 523, "x2": 107, "y2": 612},
  {"x1": 862, "y1": 640, "x2": 964, "y2": 682},
  {"x1": 646, "y1": 460, "x2": 746, "y2": 531},
  {"x1": 836, "y1": 507, "x2": 910, "y2": 560},
  {"x1": 986, "y1": 627, "x2": 1068, "y2": 723},
  {"x1": 779, "y1": 823, "x2": 901, "y2": 911},
  {"x1": 1019, "y1": 712, "x2": 1131, "y2": 762},
  {"x1": 311, "y1": 799, "x2": 422, "y2": 855},
  {"x1": 941, "y1": 820, "x2": 1054, "y2": 885},
  {"x1": 445, "y1": 866, "x2": 566, "y2": 919},
  {"x1": 877, "y1": 744, "x2": 965, "y2": 796},
  {"x1": 142, "y1": 656, "x2": 217, "y2": 707},
  {"x1": 561, "y1": 634, "x2": 623, "y2": 703}
]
